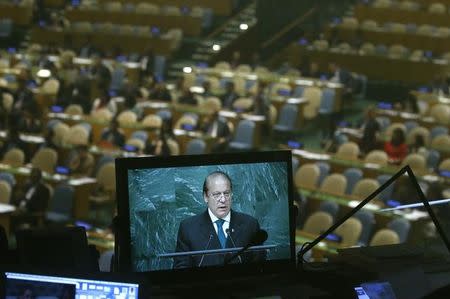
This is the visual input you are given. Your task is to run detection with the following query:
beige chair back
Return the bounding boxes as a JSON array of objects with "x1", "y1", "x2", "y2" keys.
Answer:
[
  {"x1": 370, "y1": 229, "x2": 400, "y2": 246},
  {"x1": 117, "y1": 110, "x2": 138, "y2": 126},
  {"x1": 351, "y1": 178, "x2": 380, "y2": 199},
  {"x1": 142, "y1": 114, "x2": 163, "y2": 128},
  {"x1": 294, "y1": 164, "x2": 320, "y2": 189},
  {"x1": 303, "y1": 211, "x2": 333, "y2": 235},
  {"x1": 97, "y1": 163, "x2": 116, "y2": 192},
  {"x1": 364, "y1": 150, "x2": 388, "y2": 165},
  {"x1": 32, "y1": 147, "x2": 58, "y2": 174},
  {"x1": 336, "y1": 142, "x2": 360, "y2": 160},
  {"x1": 2, "y1": 148, "x2": 25, "y2": 167},
  {"x1": 65, "y1": 104, "x2": 84, "y2": 115},
  {"x1": 439, "y1": 158, "x2": 450, "y2": 171},
  {"x1": 319, "y1": 173, "x2": 347, "y2": 195},
  {"x1": 0, "y1": 181, "x2": 11, "y2": 204},
  {"x1": 335, "y1": 217, "x2": 363, "y2": 247}
]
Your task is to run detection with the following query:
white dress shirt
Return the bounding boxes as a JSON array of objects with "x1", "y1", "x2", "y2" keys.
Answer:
[{"x1": 208, "y1": 208, "x2": 230, "y2": 237}]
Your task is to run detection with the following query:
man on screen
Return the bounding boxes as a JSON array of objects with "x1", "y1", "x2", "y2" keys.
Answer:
[{"x1": 173, "y1": 171, "x2": 265, "y2": 268}]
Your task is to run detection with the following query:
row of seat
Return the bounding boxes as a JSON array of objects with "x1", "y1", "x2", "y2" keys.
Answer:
[
  {"x1": 302, "y1": 207, "x2": 410, "y2": 247},
  {"x1": 339, "y1": 17, "x2": 450, "y2": 36},
  {"x1": 371, "y1": 0, "x2": 448, "y2": 13},
  {"x1": 73, "y1": 1, "x2": 209, "y2": 17}
]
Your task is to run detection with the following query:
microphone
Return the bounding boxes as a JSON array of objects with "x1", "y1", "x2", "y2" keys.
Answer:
[
  {"x1": 198, "y1": 234, "x2": 213, "y2": 267},
  {"x1": 224, "y1": 229, "x2": 268, "y2": 265},
  {"x1": 225, "y1": 228, "x2": 242, "y2": 264}
]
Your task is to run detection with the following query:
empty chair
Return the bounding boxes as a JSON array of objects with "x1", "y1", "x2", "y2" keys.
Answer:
[
  {"x1": 318, "y1": 89, "x2": 335, "y2": 115},
  {"x1": 373, "y1": 0, "x2": 392, "y2": 8},
  {"x1": 214, "y1": 61, "x2": 231, "y2": 71},
  {"x1": 335, "y1": 217, "x2": 362, "y2": 247},
  {"x1": 117, "y1": 111, "x2": 138, "y2": 126},
  {"x1": 376, "y1": 174, "x2": 395, "y2": 203},
  {"x1": 130, "y1": 130, "x2": 148, "y2": 143},
  {"x1": 364, "y1": 150, "x2": 388, "y2": 166},
  {"x1": 431, "y1": 135, "x2": 450, "y2": 148},
  {"x1": 232, "y1": 97, "x2": 253, "y2": 112},
  {"x1": 343, "y1": 168, "x2": 363, "y2": 195},
  {"x1": 428, "y1": 3, "x2": 446, "y2": 14},
  {"x1": 302, "y1": 211, "x2": 333, "y2": 235},
  {"x1": 104, "y1": 1, "x2": 122, "y2": 11},
  {"x1": 313, "y1": 39, "x2": 329, "y2": 51},
  {"x1": 136, "y1": 3, "x2": 160, "y2": 14},
  {"x1": 65, "y1": 125, "x2": 89, "y2": 146},
  {"x1": 185, "y1": 139, "x2": 206, "y2": 155},
  {"x1": 157, "y1": 109, "x2": 172, "y2": 121},
  {"x1": 200, "y1": 97, "x2": 222, "y2": 114},
  {"x1": 361, "y1": 20, "x2": 378, "y2": 31},
  {"x1": 142, "y1": 114, "x2": 163, "y2": 128},
  {"x1": 319, "y1": 173, "x2": 347, "y2": 196},
  {"x1": 389, "y1": 23, "x2": 406, "y2": 33},
  {"x1": 94, "y1": 155, "x2": 115, "y2": 176},
  {"x1": 236, "y1": 64, "x2": 252, "y2": 74},
  {"x1": 2, "y1": 148, "x2": 25, "y2": 167},
  {"x1": 46, "y1": 184, "x2": 74, "y2": 222},
  {"x1": 91, "y1": 108, "x2": 113, "y2": 122},
  {"x1": 430, "y1": 126, "x2": 448, "y2": 139},
  {"x1": 336, "y1": 142, "x2": 360, "y2": 160},
  {"x1": 404, "y1": 121, "x2": 418, "y2": 132},
  {"x1": 417, "y1": 24, "x2": 435, "y2": 35},
  {"x1": 429, "y1": 104, "x2": 450, "y2": 124},
  {"x1": 439, "y1": 158, "x2": 450, "y2": 171},
  {"x1": 427, "y1": 149, "x2": 441, "y2": 170},
  {"x1": 302, "y1": 87, "x2": 322, "y2": 120},
  {"x1": 125, "y1": 138, "x2": 145, "y2": 151},
  {"x1": 273, "y1": 104, "x2": 298, "y2": 134},
  {"x1": 351, "y1": 178, "x2": 380, "y2": 199},
  {"x1": 402, "y1": 153, "x2": 427, "y2": 175},
  {"x1": 0, "y1": 172, "x2": 16, "y2": 187},
  {"x1": 0, "y1": 181, "x2": 11, "y2": 204},
  {"x1": 65, "y1": 104, "x2": 83, "y2": 115},
  {"x1": 175, "y1": 114, "x2": 197, "y2": 130},
  {"x1": 319, "y1": 201, "x2": 339, "y2": 220},
  {"x1": 370, "y1": 229, "x2": 400, "y2": 246},
  {"x1": 437, "y1": 26, "x2": 450, "y2": 37},
  {"x1": 315, "y1": 161, "x2": 330, "y2": 186},
  {"x1": 294, "y1": 163, "x2": 320, "y2": 189},
  {"x1": 41, "y1": 79, "x2": 60, "y2": 95},
  {"x1": 354, "y1": 210, "x2": 375, "y2": 245},
  {"x1": 2, "y1": 92, "x2": 13, "y2": 113},
  {"x1": 228, "y1": 120, "x2": 255, "y2": 151},
  {"x1": 398, "y1": 1, "x2": 418, "y2": 10},
  {"x1": 388, "y1": 44, "x2": 408, "y2": 59},
  {"x1": 360, "y1": 42, "x2": 376, "y2": 55},
  {"x1": 341, "y1": 17, "x2": 358, "y2": 29},
  {"x1": 387, "y1": 218, "x2": 411, "y2": 243},
  {"x1": 31, "y1": 148, "x2": 58, "y2": 174}
]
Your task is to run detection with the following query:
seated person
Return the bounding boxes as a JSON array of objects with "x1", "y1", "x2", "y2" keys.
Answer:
[
  {"x1": 100, "y1": 118, "x2": 125, "y2": 148},
  {"x1": 17, "y1": 108, "x2": 42, "y2": 134},
  {"x1": 409, "y1": 135, "x2": 428, "y2": 158},
  {"x1": 145, "y1": 119, "x2": 177, "y2": 156},
  {"x1": 178, "y1": 87, "x2": 197, "y2": 106},
  {"x1": 11, "y1": 168, "x2": 50, "y2": 228},
  {"x1": 149, "y1": 82, "x2": 172, "y2": 102},
  {"x1": 201, "y1": 109, "x2": 232, "y2": 153},
  {"x1": 202, "y1": 80, "x2": 213, "y2": 98},
  {"x1": 384, "y1": 128, "x2": 408, "y2": 164},
  {"x1": 66, "y1": 145, "x2": 94, "y2": 176},
  {"x1": 91, "y1": 90, "x2": 117, "y2": 116},
  {"x1": 359, "y1": 106, "x2": 381, "y2": 154},
  {"x1": 220, "y1": 82, "x2": 239, "y2": 110}
]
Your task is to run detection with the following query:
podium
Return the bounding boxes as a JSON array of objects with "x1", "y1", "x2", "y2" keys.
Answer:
[{"x1": 157, "y1": 244, "x2": 277, "y2": 259}]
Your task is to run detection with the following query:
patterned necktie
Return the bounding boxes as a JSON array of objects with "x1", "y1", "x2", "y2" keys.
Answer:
[{"x1": 215, "y1": 219, "x2": 226, "y2": 248}]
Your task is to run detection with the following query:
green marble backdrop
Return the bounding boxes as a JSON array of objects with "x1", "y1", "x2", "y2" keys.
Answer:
[{"x1": 128, "y1": 162, "x2": 291, "y2": 271}]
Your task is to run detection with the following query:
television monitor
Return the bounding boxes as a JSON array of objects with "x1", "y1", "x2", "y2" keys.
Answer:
[
  {"x1": 115, "y1": 151, "x2": 296, "y2": 281},
  {"x1": 3, "y1": 272, "x2": 140, "y2": 299}
]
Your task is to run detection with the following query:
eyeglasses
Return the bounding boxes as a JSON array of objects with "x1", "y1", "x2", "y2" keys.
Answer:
[{"x1": 209, "y1": 191, "x2": 232, "y2": 201}]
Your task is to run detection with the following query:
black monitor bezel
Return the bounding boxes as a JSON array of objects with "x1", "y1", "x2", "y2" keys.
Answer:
[{"x1": 115, "y1": 150, "x2": 296, "y2": 281}]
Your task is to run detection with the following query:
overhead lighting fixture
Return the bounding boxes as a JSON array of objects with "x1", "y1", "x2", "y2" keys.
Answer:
[
  {"x1": 182, "y1": 66, "x2": 192, "y2": 73},
  {"x1": 239, "y1": 23, "x2": 248, "y2": 30},
  {"x1": 212, "y1": 44, "x2": 221, "y2": 51}
]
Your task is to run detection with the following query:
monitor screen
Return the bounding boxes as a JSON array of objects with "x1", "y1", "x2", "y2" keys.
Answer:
[
  {"x1": 116, "y1": 151, "x2": 295, "y2": 278},
  {"x1": 4, "y1": 272, "x2": 139, "y2": 299}
]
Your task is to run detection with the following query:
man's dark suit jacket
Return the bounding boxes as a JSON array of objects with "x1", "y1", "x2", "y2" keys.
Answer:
[
  {"x1": 14, "y1": 182, "x2": 50, "y2": 213},
  {"x1": 173, "y1": 210, "x2": 263, "y2": 269}
]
